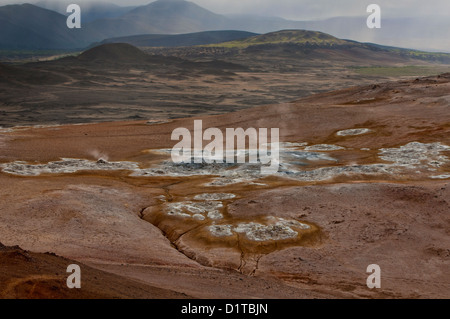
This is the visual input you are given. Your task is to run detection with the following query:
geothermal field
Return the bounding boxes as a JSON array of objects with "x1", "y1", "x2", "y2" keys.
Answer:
[
  {"x1": 0, "y1": 1, "x2": 449, "y2": 301},
  {"x1": 1, "y1": 71, "x2": 449, "y2": 299}
]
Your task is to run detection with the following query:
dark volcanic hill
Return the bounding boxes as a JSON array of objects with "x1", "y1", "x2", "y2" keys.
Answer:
[
  {"x1": 77, "y1": 43, "x2": 153, "y2": 63},
  {"x1": 2, "y1": 43, "x2": 247, "y2": 84},
  {"x1": 67, "y1": 43, "x2": 246, "y2": 71},
  {"x1": 98, "y1": 30, "x2": 258, "y2": 48}
]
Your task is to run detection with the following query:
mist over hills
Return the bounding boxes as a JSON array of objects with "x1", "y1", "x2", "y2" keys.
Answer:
[
  {"x1": 0, "y1": 4, "x2": 93, "y2": 49},
  {"x1": 0, "y1": 0, "x2": 449, "y2": 52},
  {"x1": 35, "y1": 0, "x2": 137, "y2": 23},
  {"x1": 117, "y1": 0, "x2": 228, "y2": 34}
]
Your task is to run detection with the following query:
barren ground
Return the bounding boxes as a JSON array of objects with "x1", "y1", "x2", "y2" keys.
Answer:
[{"x1": 0, "y1": 74, "x2": 449, "y2": 298}]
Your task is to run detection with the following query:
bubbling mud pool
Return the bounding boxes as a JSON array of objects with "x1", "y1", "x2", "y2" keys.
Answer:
[
  {"x1": 141, "y1": 191, "x2": 321, "y2": 271},
  {"x1": 210, "y1": 217, "x2": 311, "y2": 241},
  {"x1": 1, "y1": 137, "x2": 448, "y2": 272},
  {"x1": 1, "y1": 141, "x2": 449, "y2": 183},
  {"x1": 149, "y1": 192, "x2": 311, "y2": 241},
  {"x1": 0, "y1": 158, "x2": 139, "y2": 176}
]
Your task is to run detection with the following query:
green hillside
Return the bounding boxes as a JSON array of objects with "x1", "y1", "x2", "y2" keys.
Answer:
[
  {"x1": 206, "y1": 30, "x2": 349, "y2": 48},
  {"x1": 98, "y1": 31, "x2": 258, "y2": 48},
  {"x1": 204, "y1": 30, "x2": 450, "y2": 64}
]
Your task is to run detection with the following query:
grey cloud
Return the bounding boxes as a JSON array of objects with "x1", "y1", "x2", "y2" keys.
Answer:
[{"x1": 5, "y1": 0, "x2": 447, "y2": 20}]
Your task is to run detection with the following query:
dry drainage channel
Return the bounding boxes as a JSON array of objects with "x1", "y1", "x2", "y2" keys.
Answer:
[{"x1": 139, "y1": 191, "x2": 322, "y2": 275}]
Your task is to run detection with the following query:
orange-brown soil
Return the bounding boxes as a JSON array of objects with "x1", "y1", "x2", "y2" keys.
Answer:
[
  {"x1": 0, "y1": 74, "x2": 449, "y2": 298},
  {"x1": 0, "y1": 242, "x2": 190, "y2": 299}
]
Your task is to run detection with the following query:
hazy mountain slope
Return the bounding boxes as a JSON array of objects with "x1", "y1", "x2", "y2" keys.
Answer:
[
  {"x1": 226, "y1": 14, "x2": 450, "y2": 53},
  {"x1": 226, "y1": 14, "x2": 308, "y2": 33},
  {"x1": 34, "y1": 0, "x2": 137, "y2": 23},
  {"x1": 98, "y1": 30, "x2": 258, "y2": 48},
  {"x1": 0, "y1": 4, "x2": 94, "y2": 49},
  {"x1": 307, "y1": 16, "x2": 450, "y2": 53},
  {"x1": 86, "y1": 0, "x2": 230, "y2": 39}
]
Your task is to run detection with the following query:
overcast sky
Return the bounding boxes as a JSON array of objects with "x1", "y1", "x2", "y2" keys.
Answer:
[
  {"x1": 7, "y1": 0, "x2": 449, "y2": 20},
  {"x1": 192, "y1": 0, "x2": 450, "y2": 20}
]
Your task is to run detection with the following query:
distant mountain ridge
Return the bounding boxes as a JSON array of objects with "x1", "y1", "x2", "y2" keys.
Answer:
[
  {"x1": 34, "y1": 0, "x2": 137, "y2": 23},
  {"x1": 98, "y1": 31, "x2": 258, "y2": 48},
  {"x1": 0, "y1": 1, "x2": 449, "y2": 52},
  {"x1": 209, "y1": 30, "x2": 348, "y2": 48},
  {"x1": 86, "y1": 0, "x2": 229, "y2": 38},
  {"x1": 206, "y1": 30, "x2": 450, "y2": 64},
  {"x1": 81, "y1": 31, "x2": 450, "y2": 66}
]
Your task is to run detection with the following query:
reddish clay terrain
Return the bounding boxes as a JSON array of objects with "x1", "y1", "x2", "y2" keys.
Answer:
[
  {"x1": 0, "y1": 74, "x2": 449, "y2": 298},
  {"x1": 0, "y1": 242, "x2": 190, "y2": 299}
]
